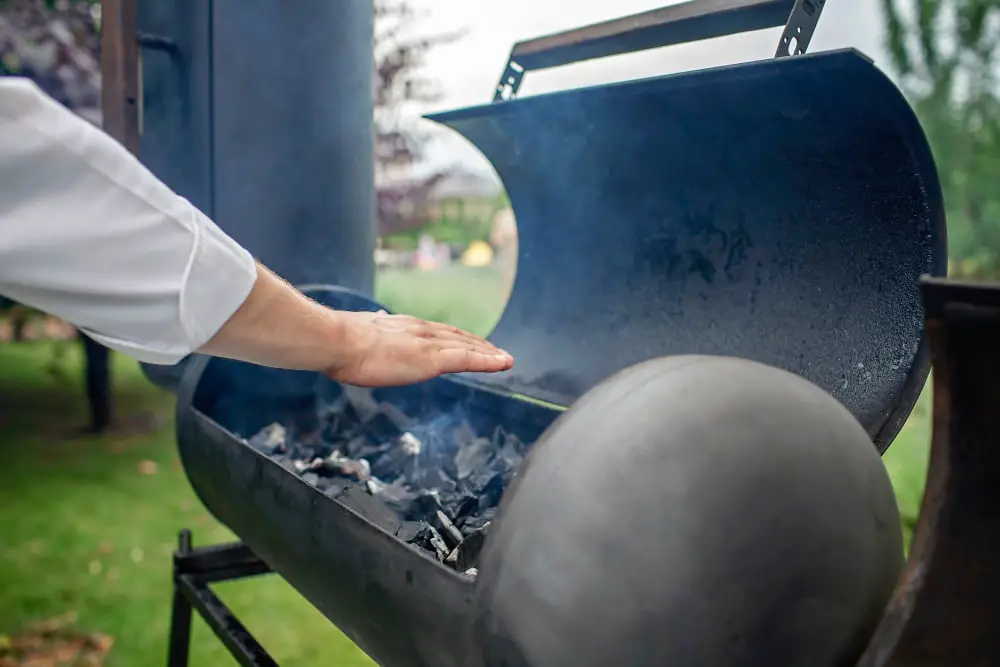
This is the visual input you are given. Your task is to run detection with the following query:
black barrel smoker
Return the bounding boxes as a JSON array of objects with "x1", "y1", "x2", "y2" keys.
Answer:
[{"x1": 119, "y1": 0, "x2": 997, "y2": 665}]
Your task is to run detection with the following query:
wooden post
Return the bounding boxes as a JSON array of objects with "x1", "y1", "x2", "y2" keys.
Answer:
[
  {"x1": 86, "y1": 0, "x2": 140, "y2": 433},
  {"x1": 99, "y1": 0, "x2": 140, "y2": 153}
]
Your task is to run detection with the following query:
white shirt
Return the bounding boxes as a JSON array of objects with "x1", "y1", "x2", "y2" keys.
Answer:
[{"x1": 0, "y1": 77, "x2": 258, "y2": 365}]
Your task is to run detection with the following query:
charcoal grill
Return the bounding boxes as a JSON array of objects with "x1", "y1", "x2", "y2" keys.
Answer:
[{"x1": 161, "y1": 1, "x2": 975, "y2": 666}]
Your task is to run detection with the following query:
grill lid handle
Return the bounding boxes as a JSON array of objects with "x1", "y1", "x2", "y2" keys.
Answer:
[{"x1": 493, "y1": 0, "x2": 827, "y2": 101}]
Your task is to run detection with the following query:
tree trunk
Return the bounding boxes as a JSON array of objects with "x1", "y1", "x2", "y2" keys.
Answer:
[{"x1": 10, "y1": 311, "x2": 27, "y2": 342}]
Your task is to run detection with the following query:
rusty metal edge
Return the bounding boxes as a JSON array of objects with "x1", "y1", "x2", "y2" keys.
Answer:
[{"x1": 858, "y1": 276, "x2": 1000, "y2": 666}]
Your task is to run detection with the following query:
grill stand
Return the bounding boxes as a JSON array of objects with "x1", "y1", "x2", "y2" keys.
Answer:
[{"x1": 167, "y1": 530, "x2": 277, "y2": 667}]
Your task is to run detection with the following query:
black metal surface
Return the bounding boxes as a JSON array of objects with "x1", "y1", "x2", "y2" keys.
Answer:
[
  {"x1": 167, "y1": 530, "x2": 277, "y2": 667},
  {"x1": 474, "y1": 355, "x2": 903, "y2": 667},
  {"x1": 494, "y1": 0, "x2": 796, "y2": 100},
  {"x1": 136, "y1": 0, "x2": 376, "y2": 390},
  {"x1": 432, "y1": 49, "x2": 946, "y2": 449},
  {"x1": 857, "y1": 278, "x2": 1000, "y2": 666}
]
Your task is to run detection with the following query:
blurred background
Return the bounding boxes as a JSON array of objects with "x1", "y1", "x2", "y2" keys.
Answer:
[{"x1": 0, "y1": 0, "x2": 996, "y2": 665}]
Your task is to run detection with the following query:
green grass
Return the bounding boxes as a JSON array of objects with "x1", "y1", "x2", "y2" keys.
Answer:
[
  {"x1": 0, "y1": 343, "x2": 373, "y2": 666},
  {"x1": 883, "y1": 388, "x2": 933, "y2": 547},
  {"x1": 376, "y1": 264, "x2": 509, "y2": 337},
  {"x1": 0, "y1": 265, "x2": 934, "y2": 665}
]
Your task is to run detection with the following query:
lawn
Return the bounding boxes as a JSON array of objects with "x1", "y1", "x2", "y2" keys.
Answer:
[{"x1": 0, "y1": 265, "x2": 931, "y2": 665}]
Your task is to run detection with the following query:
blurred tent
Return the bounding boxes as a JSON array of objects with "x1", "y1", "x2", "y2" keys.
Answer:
[{"x1": 461, "y1": 240, "x2": 494, "y2": 267}]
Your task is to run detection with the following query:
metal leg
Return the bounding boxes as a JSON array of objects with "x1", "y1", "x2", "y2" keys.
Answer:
[
  {"x1": 165, "y1": 529, "x2": 276, "y2": 667},
  {"x1": 176, "y1": 574, "x2": 278, "y2": 667},
  {"x1": 167, "y1": 584, "x2": 193, "y2": 667},
  {"x1": 80, "y1": 331, "x2": 112, "y2": 433}
]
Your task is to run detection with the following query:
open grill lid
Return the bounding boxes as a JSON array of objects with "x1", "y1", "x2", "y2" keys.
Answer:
[{"x1": 425, "y1": 1, "x2": 946, "y2": 450}]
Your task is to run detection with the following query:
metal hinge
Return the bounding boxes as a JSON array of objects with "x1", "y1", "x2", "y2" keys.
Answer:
[
  {"x1": 774, "y1": 0, "x2": 827, "y2": 57},
  {"x1": 493, "y1": 58, "x2": 526, "y2": 103},
  {"x1": 492, "y1": 0, "x2": 830, "y2": 103}
]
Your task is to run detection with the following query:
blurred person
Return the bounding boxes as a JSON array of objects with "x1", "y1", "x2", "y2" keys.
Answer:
[
  {"x1": 0, "y1": 77, "x2": 513, "y2": 387},
  {"x1": 489, "y1": 207, "x2": 518, "y2": 298}
]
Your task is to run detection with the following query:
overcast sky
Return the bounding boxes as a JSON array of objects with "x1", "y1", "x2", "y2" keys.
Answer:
[{"x1": 405, "y1": 0, "x2": 889, "y2": 174}]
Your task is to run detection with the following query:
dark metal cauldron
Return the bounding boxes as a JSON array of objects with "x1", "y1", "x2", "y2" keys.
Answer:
[{"x1": 173, "y1": 2, "x2": 947, "y2": 666}]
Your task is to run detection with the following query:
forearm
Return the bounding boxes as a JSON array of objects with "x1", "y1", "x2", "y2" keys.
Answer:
[
  {"x1": 197, "y1": 263, "x2": 350, "y2": 371},
  {"x1": 0, "y1": 77, "x2": 509, "y2": 386}
]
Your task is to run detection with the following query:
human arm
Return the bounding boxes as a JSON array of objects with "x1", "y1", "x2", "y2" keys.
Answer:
[
  {"x1": 198, "y1": 262, "x2": 514, "y2": 386},
  {"x1": 0, "y1": 77, "x2": 512, "y2": 385}
]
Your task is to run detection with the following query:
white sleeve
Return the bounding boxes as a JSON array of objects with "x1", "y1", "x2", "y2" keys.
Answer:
[{"x1": 0, "y1": 77, "x2": 258, "y2": 365}]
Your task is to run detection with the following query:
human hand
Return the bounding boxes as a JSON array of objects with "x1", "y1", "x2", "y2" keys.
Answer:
[{"x1": 324, "y1": 310, "x2": 514, "y2": 387}]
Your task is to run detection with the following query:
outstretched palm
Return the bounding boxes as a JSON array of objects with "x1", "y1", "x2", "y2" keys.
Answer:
[{"x1": 324, "y1": 311, "x2": 513, "y2": 387}]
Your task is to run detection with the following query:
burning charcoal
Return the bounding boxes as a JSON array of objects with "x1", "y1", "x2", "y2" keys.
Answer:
[
  {"x1": 477, "y1": 473, "x2": 506, "y2": 510},
  {"x1": 409, "y1": 467, "x2": 458, "y2": 496},
  {"x1": 319, "y1": 478, "x2": 349, "y2": 498},
  {"x1": 401, "y1": 491, "x2": 446, "y2": 523},
  {"x1": 396, "y1": 521, "x2": 426, "y2": 543},
  {"x1": 452, "y1": 419, "x2": 477, "y2": 448},
  {"x1": 399, "y1": 432, "x2": 422, "y2": 455},
  {"x1": 318, "y1": 391, "x2": 348, "y2": 418},
  {"x1": 250, "y1": 395, "x2": 535, "y2": 569},
  {"x1": 321, "y1": 414, "x2": 344, "y2": 441},
  {"x1": 454, "y1": 436, "x2": 494, "y2": 480},
  {"x1": 290, "y1": 405, "x2": 322, "y2": 443},
  {"x1": 496, "y1": 435, "x2": 525, "y2": 471},
  {"x1": 342, "y1": 386, "x2": 380, "y2": 423},
  {"x1": 369, "y1": 432, "x2": 422, "y2": 481},
  {"x1": 445, "y1": 494, "x2": 480, "y2": 524},
  {"x1": 247, "y1": 423, "x2": 287, "y2": 455},
  {"x1": 428, "y1": 527, "x2": 451, "y2": 561},
  {"x1": 313, "y1": 452, "x2": 371, "y2": 481},
  {"x1": 454, "y1": 522, "x2": 489, "y2": 570},
  {"x1": 445, "y1": 547, "x2": 459, "y2": 567},
  {"x1": 409, "y1": 522, "x2": 436, "y2": 546},
  {"x1": 367, "y1": 480, "x2": 423, "y2": 517},
  {"x1": 360, "y1": 401, "x2": 413, "y2": 441},
  {"x1": 380, "y1": 402, "x2": 413, "y2": 429},
  {"x1": 333, "y1": 484, "x2": 402, "y2": 536},
  {"x1": 342, "y1": 434, "x2": 386, "y2": 461},
  {"x1": 462, "y1": 507, "x2": 498, "y2": 534},
  {"x1": 407, "y1": 523, "x2": 451, "y2": 561},
  {"x1": 433, "y1": 510, "x2": 464, "y2": 549}
]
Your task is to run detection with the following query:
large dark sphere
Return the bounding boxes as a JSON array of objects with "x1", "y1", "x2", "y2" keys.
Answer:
[{"x1": 473, "y1": 355, "x2": 903, "y2": 667}]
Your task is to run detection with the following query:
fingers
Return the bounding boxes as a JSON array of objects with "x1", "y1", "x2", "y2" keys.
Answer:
[
  {"x1": 399, "y1": 316, "x2": 505, "y2": 355},
  {"x1": 424, "y1": 320, "x2": 497, "y2": 349},
  {"x1": 373, "y1": 314, "x2": 502, "y2": 353},
  {"x1": 423, "y1": 327, "x2": 503, "y2": 356},
  {"x1": 435, "y1": 345, "x2": 514, "y2": 375}
]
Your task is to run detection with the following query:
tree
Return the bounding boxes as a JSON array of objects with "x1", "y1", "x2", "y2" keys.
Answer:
[
  {"x1": 374, "y1": 0, "x2": 463, "y2": 237},
  {"x1": 879, "y1": 0, "x2": 1000, "y2": 277}
]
